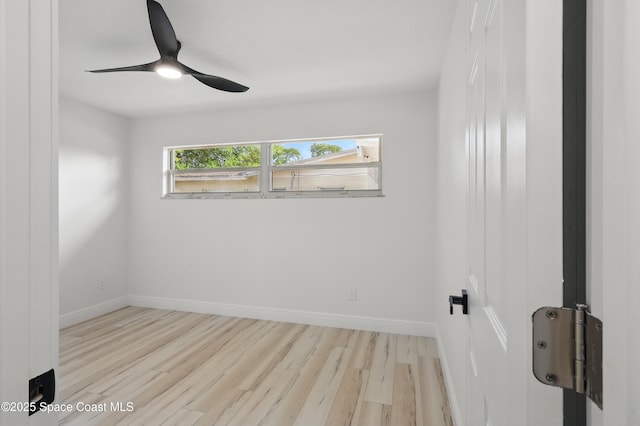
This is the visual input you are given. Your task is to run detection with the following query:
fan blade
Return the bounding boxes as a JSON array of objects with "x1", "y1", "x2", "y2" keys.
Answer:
[
  {"x1": 147, "y1": 0, "x2": 179, "y2": 57},
  {"x1": 191, "y1": 74, "x2": 249, "y2": 92},
  {"x1": 181, "y1": 62, "x2": 248, "y2": 92},
  {"x1": 87, "y1": 62, "x2": 156, "y2": 73},
  {"x1": 193, "y1": 75, "x2": 249, "y2": 92}
]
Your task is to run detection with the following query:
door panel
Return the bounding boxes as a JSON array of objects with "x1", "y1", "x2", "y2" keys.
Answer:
[
  {"x1": 466, "y1": 0, "x2": 509, "y2": 424},
  {"x1": 464, "y1": 0, "x2": 564, "y2": 424}
]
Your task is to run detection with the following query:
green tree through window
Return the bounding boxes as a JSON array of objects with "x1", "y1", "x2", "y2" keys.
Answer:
[
  {"x1": 310, "y1": 143, "x2": 342, "y2": 157},
  {"x1": 174, "y1": 146, "x2": 261, "y2": 169},
  {"x1": 272, "y1": 145, "x2": 302, "y2": 165}
]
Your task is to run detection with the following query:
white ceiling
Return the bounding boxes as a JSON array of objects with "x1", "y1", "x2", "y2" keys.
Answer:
[{"x1": 59, "y1": 0, "x2": 457, "y2": 118}]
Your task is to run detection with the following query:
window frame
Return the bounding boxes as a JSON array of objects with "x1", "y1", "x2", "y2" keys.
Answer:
[{"x1": 162, "y1": 134, "x2": 383, "y2": 199}]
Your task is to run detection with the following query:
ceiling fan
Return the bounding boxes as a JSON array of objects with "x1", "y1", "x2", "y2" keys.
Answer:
[{"x1": 88, "y1": 0, "x2": 249, "y2": 92}]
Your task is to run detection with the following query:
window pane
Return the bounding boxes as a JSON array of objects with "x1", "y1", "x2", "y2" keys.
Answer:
[
  {"x1": 174, "y1": 145, "x2": 261, "y2": 169},
  {"x1": 271, "y1": 167, "x2": 380, "y2": 192},
  {"x1": 164, "y1": 135, "x2": 382, "y2": 198},
  {"x1": 173, "y1": 170, "x2": 259, "y2": 193},
  {"x1": 271, "y1": 137, "x2": 380, "y2": 165}
]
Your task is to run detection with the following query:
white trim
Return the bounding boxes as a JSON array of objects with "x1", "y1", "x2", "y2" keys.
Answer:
[
  {"x1": 127, "y1": 294, "x2": 436, "y2": 337},
  {"x1": 59, "y1": 296, "x2": 129, "y2": 329},
  {"x1": 436, "y1": 325, "x2": 463, "y2": 426},
  {"x1": 58, "y1": 294, "x2": 436, "y2": 336}
]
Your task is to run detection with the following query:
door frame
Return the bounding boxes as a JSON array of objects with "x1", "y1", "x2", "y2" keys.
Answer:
[
  {"x1": 0, "y1": 0, "x2": 59, "y2": 424},
  {"x1": 562, "y1": 0, "x2": 587, "y2": 424},
  {"x1": 587, "y1": 0, "x2": 640, "y2": 424}
]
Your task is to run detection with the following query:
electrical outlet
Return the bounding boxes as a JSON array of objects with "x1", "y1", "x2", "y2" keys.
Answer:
[
  {"x1": 98, "y1": 280, "x2": 106, "y2": 291},
  {"x1": 348, "y1": 287, "x2": 357, "y2": 301}
]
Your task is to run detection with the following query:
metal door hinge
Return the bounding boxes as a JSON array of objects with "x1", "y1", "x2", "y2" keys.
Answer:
[{"x1": 532, "y1": 304, "x2": 602, "y2": 409}]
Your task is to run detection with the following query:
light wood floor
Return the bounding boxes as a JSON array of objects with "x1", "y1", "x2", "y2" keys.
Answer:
[{"x1": 59, "y1": 307, "x2": 453, "y2": 426}]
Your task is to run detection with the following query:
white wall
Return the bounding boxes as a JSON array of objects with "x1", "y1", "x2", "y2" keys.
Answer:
[
  {"x1": 59, "y1": 97, "x2": 129, "y2": 322},
  {"x1": 127, "y1": 91, "x2": 437, "y2": 328},
  {"x1": 435, "y1": 1, "x2": 468, "y2": 422}
]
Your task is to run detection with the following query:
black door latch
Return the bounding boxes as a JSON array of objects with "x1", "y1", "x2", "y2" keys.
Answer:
[
  {"x1": 29, "y1": 369, "x2": 55, "y2": 416},
  {"x1": 449, "y1": 289, "x2": 469, "y2": 315}
]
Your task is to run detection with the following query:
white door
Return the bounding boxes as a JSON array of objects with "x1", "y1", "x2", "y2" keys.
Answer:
[
  {"x1": 464, "y1": 0, "x2": 564, "y2": 424},
  {"x1": 587, "y1": 0, "x2": 640, "y2": 424},
  {"x1": 0, "y1": 0, "x2": 59, "y2": 425}
]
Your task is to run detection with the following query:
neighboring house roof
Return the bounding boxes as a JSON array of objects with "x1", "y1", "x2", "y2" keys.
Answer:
[
  {"x1": 175, "y1": 170, "x2": 259, "y2": 181},
  {"x1": 283, "y1": 148, "x2": 359, "y2": 166}
]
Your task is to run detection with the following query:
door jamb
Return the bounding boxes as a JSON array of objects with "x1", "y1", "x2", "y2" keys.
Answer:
[{"x1": 563, "y1": 0, "x2": 587, "y2": 424}]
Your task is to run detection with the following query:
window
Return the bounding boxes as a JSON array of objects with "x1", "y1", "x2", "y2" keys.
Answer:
[
  {"x1": 168, "y1": 144, "x2": 262, "y2": 194},
  {"x1": 163, "y1": 135, "x2": 383, "y2": 198}
]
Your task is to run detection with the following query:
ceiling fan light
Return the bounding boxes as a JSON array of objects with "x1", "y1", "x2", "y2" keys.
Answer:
[{"x1": 155, "y1": 65, "x2": 182, "y2": 79}]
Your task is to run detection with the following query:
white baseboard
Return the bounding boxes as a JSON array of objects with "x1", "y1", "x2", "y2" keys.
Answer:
[
  {"x1": 127, "y1": 294, "x2": 436, "y2": 337},
  {"x1": 59, "y1": 296, "x2": 129, "y2": 329},
  {"x1": 436, "y1": 325, "x2": 463, "y2": 426}
]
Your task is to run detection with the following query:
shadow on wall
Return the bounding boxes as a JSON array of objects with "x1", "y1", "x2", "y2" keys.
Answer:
[
  {"x1": 59, "y1": 149, "x2": 120, "y2": 269},
  {"x1": 59, "y1": 205, "x2": 125, "y2": 315},
  {"x1": 59, "y1": 98, "x2": 129, "y2": 316}
]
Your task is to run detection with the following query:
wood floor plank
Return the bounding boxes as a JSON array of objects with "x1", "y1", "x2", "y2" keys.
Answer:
[
  {"x1": 257, "y1": 354, "x2": 328, "y2": 426},
  {"x1": 131, "y1": 314, "x2": 236, "y2": 374},
  {"x1": 357, "y1": 402, "x2": 393, "y2": 426},
  {"x1": 363, "y1": 332, "x2": 398, "y2": 404},
  {"x1": 150, "y1": 316, "x2": 258, "y2": 374},
  {"x1": 125, "y1": 335, "x2": 289, "y2": 426},
  {"x1": 185, "y1": 322, "x2": 302, "y2": 413},
  {"x1": 418, "y1": 356, "x2": 454, "y2": 426},
  {"x1": 162, "y1": 408, "x2": 204, "y2": 425},
  {"x1": 417, "y1": 336, "x2": 439, "y2": 358},
  {"x1": 59, "y1": 391, "x2": 104, "y2": 425},
  {"x1": 117, "y1": 372, "x2": 204, "y2": 425},
  {"x1": 97, "y1": 369, "x2": 160, "y2": 398},
  {"x1": 433, "y1": 358, "x2": 454, "y2": 426},
  {"x1": 62, "y1": 307, "x2": 145, "y2": 338},
  {"x1": 105, "y1": 370, "x2": 193, "y2": 425},
  {"x1": 325, "y1": 367, "x2": 367, "y2": 426},
  {"x1": 311, "y1": 327, "x2": 347, "y2": 360},
  {"x1": 277, "y1": 325, "x2": 324, "y2": 371},
  {"x1": 179, "y1": 319, "x2": 275, "y2": 397},
  {"x1": 390, "y1": 362, "x2": 418, "y2": 426},
  {"x1": 191, "y1": 388, "x2": 246, "y2": 425},
  {"x1": 60, "y1": 308, "x2": 452, "y2": 426},
  {"x1": 333, "y1": 327, "x2": 357, "y2": 348},
  {"x1": 208, "y1": 391, "x2": 254, "y2": 425},
  {"x1": 347, "y1": 330, "x2": 378, "y2": 370},
  {"x1": 235, "y1": 323, "x2": 307, "y2": 391},
  {"x1": 396, "y1": 335, "x2": 419, "y2": 365},
  {"x1": 226, "y1": 367, "x2": 297, "y2": 426},
  {"x1": 293, "y1": 347, "x2": 351, "y2": 426},
  {"x1": 60, "y1": 311, "x2": 203, "y2": 395}
]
